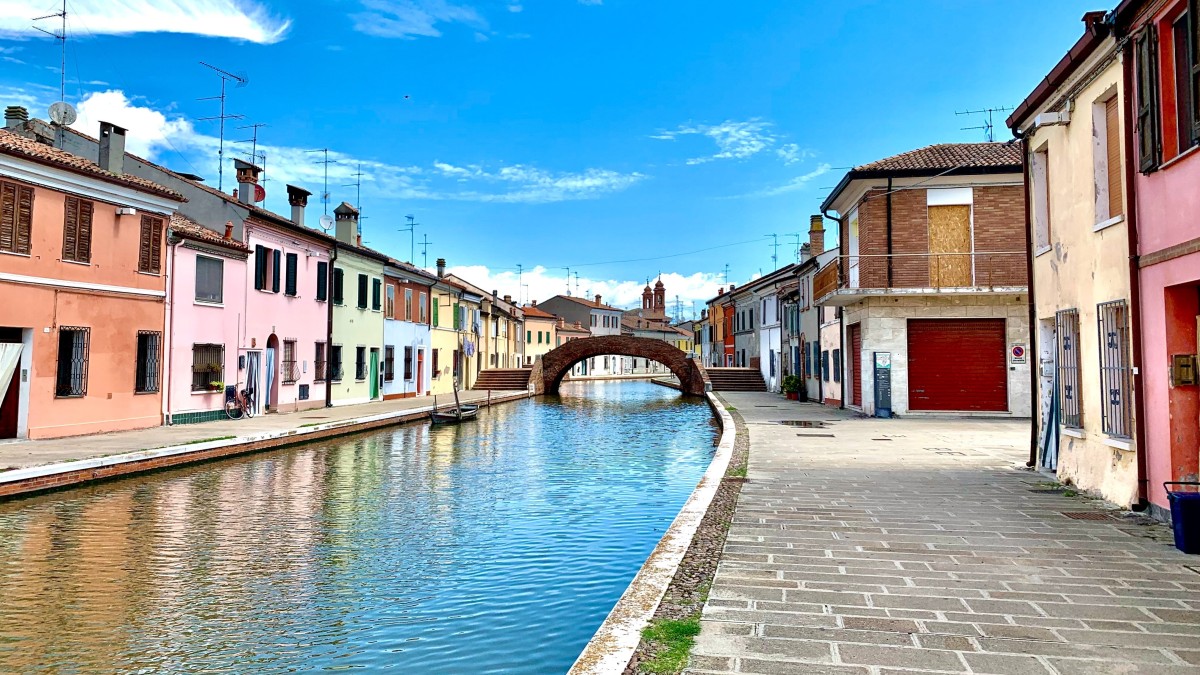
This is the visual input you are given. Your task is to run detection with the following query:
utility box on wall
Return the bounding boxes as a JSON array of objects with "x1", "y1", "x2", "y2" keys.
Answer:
[{"x1": 874, "y1": 352, "x2": 892, "y2": 418}]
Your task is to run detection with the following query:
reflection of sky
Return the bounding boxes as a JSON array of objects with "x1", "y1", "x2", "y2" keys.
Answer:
[{"x1": 0, "y1": 380, "x2": 714, "y2": 674}]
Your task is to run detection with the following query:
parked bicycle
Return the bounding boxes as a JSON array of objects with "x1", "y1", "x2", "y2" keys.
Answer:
[{"x1": 224, "y1": 383, "x2": 255, "y2": 420}]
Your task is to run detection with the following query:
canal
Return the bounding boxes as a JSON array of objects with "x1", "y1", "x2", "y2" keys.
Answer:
[{"x1": 0, "y1": 380, "x2": 715, "y2": 674}]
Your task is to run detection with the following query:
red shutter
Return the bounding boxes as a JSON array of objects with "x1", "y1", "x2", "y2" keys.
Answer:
[
  {"x1": 907, "y1": 319, "x2": 1007, "y2": 412},
  {"x1": 849, "y1": 323, "x2": 862, "y2": 407}
]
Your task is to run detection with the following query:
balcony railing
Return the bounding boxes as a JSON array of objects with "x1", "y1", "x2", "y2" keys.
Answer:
[{"x1": 815, "y1": 251, "x2": 1028, "y2": 302}]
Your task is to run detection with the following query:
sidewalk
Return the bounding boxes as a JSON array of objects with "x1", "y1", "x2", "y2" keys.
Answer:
[{"x1": 691, "y1": 392, "x2": 1199, "y2": 675}]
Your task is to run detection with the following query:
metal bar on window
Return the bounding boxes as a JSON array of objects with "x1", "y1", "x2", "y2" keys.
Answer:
[
  {"x1": 1056, "y1": 309, "x2": 1082, "y2": 428},
  {"x1": 1097, "y1": 300, "x2": 1133, "y2": 438}
]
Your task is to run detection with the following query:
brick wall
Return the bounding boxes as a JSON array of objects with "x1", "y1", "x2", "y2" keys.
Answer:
[{"x1": 973, "y1": 185, "x2": 1028, "y2": 286}]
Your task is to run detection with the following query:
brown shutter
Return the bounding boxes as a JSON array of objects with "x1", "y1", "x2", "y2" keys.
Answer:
[
  {"x1": 1136, "y1": 25, "x2": 1161, "y2": 173},
  {"x1": 1106, "y1": 97, "x2": 1123, "y2": 218},
  {"x1": 63, "y1": 195, "x2": 78, "y2": 261},
  {"x1": 150, "y1": 217, "x2": 162, "y2": 273},
  {"x1": 15, "y1": 184, "x2": 32, "y2": 255},
  {"x1": 138, "y1": 215, "x2": 152, "y2": 271},
  {"x1": 1, "y1": 181, "x2": 17, "y2": 252},
  {"x1": 77, "y1": 199, "x2": 92, "y2": 262}
]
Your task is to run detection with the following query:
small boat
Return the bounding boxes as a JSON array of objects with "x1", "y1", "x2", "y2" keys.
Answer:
[{"x1": 431, "y1": 404, "x2": 479, "y2": 424}]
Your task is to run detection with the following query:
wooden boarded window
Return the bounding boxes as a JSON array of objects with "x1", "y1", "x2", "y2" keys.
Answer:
[
  {"x1": 138, "y1": 215, "x2": 163, "y2": 274},
  {"x1": 1105, "y1": 97, "x2": 1123, "y2": 218},
  {"x1": 928, "y1": 204, "x2": 972, "y2": 287},
  {"x1": 0, "y1": 180, "x2": 34, "y2": 255},
  {"x1": 62, "y1": 196, "x2": 93, "y2": 263}
]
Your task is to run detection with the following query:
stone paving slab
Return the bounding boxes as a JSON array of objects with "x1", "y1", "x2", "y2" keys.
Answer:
[{"x1": 689, "y1": 393, "x2": 1200, "y2": 675}]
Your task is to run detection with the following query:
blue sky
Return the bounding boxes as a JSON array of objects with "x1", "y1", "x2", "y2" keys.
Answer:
[{"x1": 2, "y1": 0, "x2": 1102, "y2": 314}]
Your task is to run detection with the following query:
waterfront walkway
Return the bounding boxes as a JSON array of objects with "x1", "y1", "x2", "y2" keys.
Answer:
[
  {"x1": 691, "y1": 393, "x2": 1199, "y2": 674},
  {"x1": 0, "y1": 389, "x2": 524, "y2": 471}
]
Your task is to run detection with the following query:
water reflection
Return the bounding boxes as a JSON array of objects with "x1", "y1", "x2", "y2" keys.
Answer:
[{"x1": 0, "y1": 380, "x2": 714, "y2": 674}]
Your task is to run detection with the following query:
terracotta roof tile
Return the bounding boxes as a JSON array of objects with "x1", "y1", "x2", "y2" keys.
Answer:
[
  {"x1": 853, "y1": 142, "x2": 1021, "y2": 173},
  {"x1": 550, "y1": 294, "x2": 622, "y2": 312},
  {"x1": 521, "y1": 305, "x2": 557, "y2": 320},
  {"x1": 0, "y1": 129, "x2": 184, "y2": 201},
  {"x1": 170, "y1": 213, "x2": 249, "y2": 252}
]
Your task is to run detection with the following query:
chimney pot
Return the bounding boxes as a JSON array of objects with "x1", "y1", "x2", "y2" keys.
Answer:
[
  {"x1": 436, "y1": 258, "x2": 447, "y2": 278},
  {"x1": 356, "y1": 233, "x2": 362, "y2": 247},
  {"x1": 808, "y1": 214, "x2": 825, "y2": 257},
  {"x1": 98, "y1": 121, "x2": 127, "y2": 176},
  {"x1": 503, "y1": 294, "x2": 512, "y2": 303},
  {"x1": 286, "y1": 185, "x2": 311, "y2": 227},
  {"x1": 4, "y1": 105, "x2": 28, "y2": 130},
  {"x1": 334, "y1": 201, "x2": 360, "y2": 245},
  {"x1": 224, "y1": 221, "x2": 233, "y2": 240},
  {"x1": 234, "y1": 159, "x2": 262, "y2": 204},
  {"x1": 594, "y1": 294, "x2": 602, "y2": 306}
]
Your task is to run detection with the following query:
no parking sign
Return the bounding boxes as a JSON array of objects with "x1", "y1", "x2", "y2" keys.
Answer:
[{"x1": 1011, "y1": 344, "x2": 1027, "y2": 364}]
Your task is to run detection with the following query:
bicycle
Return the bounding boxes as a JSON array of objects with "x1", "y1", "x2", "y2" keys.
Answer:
[{"x1": 224, "y1": 383, "x2": 256, "y2": 420}]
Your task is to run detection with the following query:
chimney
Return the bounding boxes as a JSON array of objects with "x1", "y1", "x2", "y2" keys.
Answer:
[
  {"x1": 809, "y1": 214, "x2": 825, "y2": 256},
  {"x1": 718, "y1": 287, "x2": 724, "y2": 296},
  {"x1": 574, "y1": 321, "x2": 582, "y2": 329},
  {"x1": 286, "y1": 185, "x2": 311, "y2": 227},
  {"x1": 357, "y1": 233, "x2": 362, "y2": 247},
  {"x1": 729, "y1": 283, "x2": 736, "y2": 291},
  {"x1": 436, "y1": 257, "x2": 446, "y2": 278},
  {"x1": 799, "y1": 242, "x2": 812, "y2": 262},
  {"x1": 531, "y1": 300, "x2": 538, "y2": 306},
  {"x1": 98, "y1": 122, "x2": 127, "y2": 175},
  {"x1": 234, "y1": 159, "x2": 262, "y2": 205},
  {"x1": 557, "y1": 317, "x2": 565, "y2": 328},
  {"x1": 334, "y1": 201, "x2": 359, "y2": 245},
  {"x1": 5, "y1": 106, "x2": 28, "y2": 130},
  {"x1": 224, "y1": 221, "x2": 234, "y2": 240},
  {"x1": 594, "y1": 294, "x2": 602, "y2": 306},
  {"x1": 503, "y1": 295, "x2": 512, "y2": 303}
]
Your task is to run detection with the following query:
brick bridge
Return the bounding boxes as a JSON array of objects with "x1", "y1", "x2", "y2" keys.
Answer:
[{"x1": 530, "y1": 335, "x2": 709, "y2": 396}]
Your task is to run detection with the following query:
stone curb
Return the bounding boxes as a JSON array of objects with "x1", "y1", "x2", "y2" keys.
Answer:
[{"x1": 569, "y1": 392, "x2": 736, "y2": 674}]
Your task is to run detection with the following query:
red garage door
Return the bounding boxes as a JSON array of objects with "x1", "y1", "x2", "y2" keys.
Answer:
[
  {"x1": 907, "y1": 319, "x2": 1007, "y2": 412},
  {"x1": 849, "y1": 323, "x2": 862, "y2": 407}
]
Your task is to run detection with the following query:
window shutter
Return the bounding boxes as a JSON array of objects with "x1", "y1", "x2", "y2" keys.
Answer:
[
  {"x1": 372, "y1": 278, "x2": 382, "y2": 310},
  {"x1": 357, "y1": 274, "x2": 368, "y2": 308},
  {"x1": 316, "y1": 261, "x2": 328, "y2": 301},
  {"x1": 63, "y1": 195, "x2": 78, "y2": 261},
  {"x1": 1136, "y1": 26, "x2": 1161, "y2": 173},
  {"x1": 285, "y1": 252, "x2": 298, "y2": 296},
  {"x1": 1191, "y1": 0, "x2": 1200, "y2": 144},
  {"x1": 77, "y1": 199, "x2": 92, "y2": 262},
  {"x1": 14, "y1": 184, "x2": 32, "y2": 255},
  {"x1": 334, "y1": 268, "x2": 344, "y2": 304},
  {"x1": 0, "y1": 182, "x2": 15, "y2": 252},
  {"x1": 1105, "y1": 97, "x2": 1123, "y2": 218},
  {"x1": 271, "y1": 249, "x2": 281, "y2": 293},
  {"x1": 138, "y1": 215, "x2": 153, "y2": 271},
  {"x1": 149, "y1": 217, "x2": 162, "y2": 273},
  {"x1": 254, "y1": 245, "x2": 266, "y2": 290}
]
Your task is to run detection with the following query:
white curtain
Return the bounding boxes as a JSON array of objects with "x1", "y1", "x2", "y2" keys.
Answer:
[{"x1": 0, "y1": 343, "x2": 21, "y2": 407}]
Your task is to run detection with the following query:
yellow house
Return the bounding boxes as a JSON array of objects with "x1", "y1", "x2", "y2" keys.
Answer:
[
  {"x1": 329, "y1": 203, "x2": 388, "y2": 406},
  {"x1": 445, "y1": 275, "x2": 523, "y2": 370},
  {"x1": 429, "y1": 260, "x2": 482, "y2": 395},
  {"x1": 1007, "y1": 21, "x2": 1136, "y2": 506}
]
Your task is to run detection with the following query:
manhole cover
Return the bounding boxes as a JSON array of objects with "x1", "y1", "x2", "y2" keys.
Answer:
[
  {"x1": 797, "y1": 433, "x2": 835, "y2": 438},
  {"x1": 777, "y1": 420, "x2": 825, "y2": 428},
  {"x1": 1061, "y1": 512, "x2": 1117, "y2": 521}
]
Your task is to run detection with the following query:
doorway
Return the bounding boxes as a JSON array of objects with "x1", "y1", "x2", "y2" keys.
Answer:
[
  {"x1": 265, "y1": 335, "x2": 279, "y2": 412},
  {"x1": 0, "y1": 327, "x2": 25, "y2": 440},
  {"x1": 417, "y1": 348, "x2": 425, "y2": 395},
  {"x1": 369, "y1": 348, "x2": 380, "y2": 400},
  {"x1": 849, "y1": 323, "x2": 862, "y2": 408},
  {"x1": 246, "y1": 351, "x2": 262, "y2": 415}
]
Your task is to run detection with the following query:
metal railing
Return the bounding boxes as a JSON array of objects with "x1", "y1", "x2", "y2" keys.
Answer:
[
  {"x1": 314, "y1": 360, "x2": 327, "y2": 382},
  {"x1": 281, "y1": 360, "x2": 300, "y2": 385},
  {"x1": 816, "y1": 251, "x2": 1028, "y2": 297}
]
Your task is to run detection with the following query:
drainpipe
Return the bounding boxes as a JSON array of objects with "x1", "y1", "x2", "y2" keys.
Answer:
[
  {"x1": 1013, "y1": 129, "x2": 1039, "y2": 468},
  {"x1": 886, "y1": 177, "x2": 894, "y2": 286},
  {"x1": 1118, "y1": 29, "x2": 1150, "y2": 509},
  {"x1": 821, "y1": 206, "x2": 850, "y2": 410},
  {"x1": 326, "y1": 245, "x2": 338, "y2": 408},
  {"x1": 164, "y1": 233, "x2": 179, "y2": 426}
]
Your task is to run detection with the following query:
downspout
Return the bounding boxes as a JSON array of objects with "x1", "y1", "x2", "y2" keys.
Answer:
[
  {"x1": 821, "y1": 206, "x2": 850, "y2": 410},
  {"x1": 886, "y1": 177, "x2": 894, "y2": 286},
  {"x1": 1118, "y1": 28, "x2": 1150, "y2": 509},
  {"x1": 326, "y1": 245, "x2": 337, "y2": 408},
  {"x1": 1014, "y1": 129, "x2": 1039, "y2": 468},
  {"x1": 164, "y1": 234, "x2": 178, "y2": 426}
]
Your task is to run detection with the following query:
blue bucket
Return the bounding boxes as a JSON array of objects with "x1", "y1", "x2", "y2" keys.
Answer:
[{"x1": 1165, "y1": 482, "x2": 1200, "y2": 555}]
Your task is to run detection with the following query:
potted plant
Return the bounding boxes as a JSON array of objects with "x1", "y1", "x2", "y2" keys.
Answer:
[
  {"x1": 781, "y1": 375, "x2": 802, "y2": 401},
  {"x1": 208, "y1": 380, "x2": 223, "y2": 392}
]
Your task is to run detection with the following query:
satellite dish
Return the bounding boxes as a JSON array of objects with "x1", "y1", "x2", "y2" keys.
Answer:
[
  {"x1": 254, "y1": 184, "x2": 266, "y2": 203},
  {"x1": 48, "y1": 101, "x2": 77, "y2": 126},
  {"x1": 319, "y1": 215, "x2": 334, "y2": 231}
]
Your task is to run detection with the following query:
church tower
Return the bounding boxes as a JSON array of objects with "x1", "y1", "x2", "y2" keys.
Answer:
[
  {"x1": 653, "y1": 278, "x2": 666, "y2": 318},
  {"x1": 642, "y1": 284, "x2": 653, "y2": 312}
]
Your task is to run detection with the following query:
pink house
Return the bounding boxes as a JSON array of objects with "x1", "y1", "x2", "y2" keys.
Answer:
[{"x1": 1119, "y1": 0, "x2": 1200, "y2": 519}]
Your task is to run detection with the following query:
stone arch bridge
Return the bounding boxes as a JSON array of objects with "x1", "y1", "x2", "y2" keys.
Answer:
[{"x1": 529, "y1": 335, "x2": 709, "y2": 396}]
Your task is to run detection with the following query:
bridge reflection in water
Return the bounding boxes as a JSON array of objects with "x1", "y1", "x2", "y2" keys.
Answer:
[{"x1": 0, "y1": 380, "x2": 715, "y2": 675}]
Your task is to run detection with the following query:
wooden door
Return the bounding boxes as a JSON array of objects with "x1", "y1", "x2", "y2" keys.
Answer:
[
  {"x1": 928, "y1": 205, "x2": 972, "y2": 287},
  {"x1": 849, "y1": 323, "x2": 862, "y2": 407}
]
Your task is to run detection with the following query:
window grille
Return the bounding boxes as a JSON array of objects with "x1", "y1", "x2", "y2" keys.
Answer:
[
  {"x1": 56, "y1": 326, "x2": 90, "y2": 397},
  {"x1": 282, "y1": 339, "x2": 298, "y2": 384},
  {"x1": 190, "y1": 343, "x2": 223, "y2": 392},
  {"x1": 195, "y1": 255, "x2": 224, "y2": 303},
  {"x1": 314, "y1": 342, "x2": 327, "y2": 382},
  {"x1": 1097, "y1": 300, "x2": 1133, "y2": 438},
  {"x1": 355, "y1": 346, "x2": 367, "y2": 380},
  {"x1": 135, "y1": 331, "x2": 161, "y2": 393},
  {"x1": 1056, "y1": 309, "x2": 1083, "y2": 428}
]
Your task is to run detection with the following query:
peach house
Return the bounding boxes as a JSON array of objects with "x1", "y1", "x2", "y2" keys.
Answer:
[{"x1": 0, "y1": 119, "x2": 183, "y2": 439}]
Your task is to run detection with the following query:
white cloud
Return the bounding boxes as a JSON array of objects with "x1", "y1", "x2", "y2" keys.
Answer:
[
  {"x1": 653, "y1": 119, "x2": 778, "y2": 165},
  {"x1": 578, "y1": 0, "x2": 603, "y2": 5},
  {"x1": 442, "y1": 264, "x2": 724, "y2": 314},
  {"x1": 351, "y1": 0, "x2": 486, "y2": 39},
  {"x1": 0, "y1": 0, "x2": 290, "y2": 44},
  {"x1": 743, "y1": 163, "x2": 832, "y2": 198},
  {"x1": 73, "y1": 90, "x2": 196, "y2": 158},
  {"x1": 507, "y1": 3, "x2": 523, "y2": 12},
  {"x1": 777, "y1": 143, "x2": 814, "y2": 165}
]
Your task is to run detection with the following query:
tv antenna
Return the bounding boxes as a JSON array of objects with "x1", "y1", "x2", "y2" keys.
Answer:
[
  {"x1": 561, "y1": 267, "x2": 571, "y2": 296},
  {"x1": 517, "y1": 264, "x2": 524, "y2": 303},
  {"x1": 787, "y1": 233, "x2": 803, "y2": 262},
  {"x1": 574, "y1": 272, "x2": 580, "y2": 297},
  {"x1": 343, "y1": 163, "x2": 365, "y2": 214},
  {"x1": 721, "y1": 263, "x2": 730, "y2": 285},
  {"x1": 401, "y1": 215, "x2": 417, "y2": 265},
  {"x1": 198, "y1": 62, "x2": 248, "y2": 192},
  {"x1": 420, "y1": 234, "x2": 432, "y2": 269},
  {"x1": 33, "y1": 1, "x2": 69, "y2": 147},
  {"x1": 767, "y1": 234, "x2": 779, "y2": 268},
  {"x1": 956, "y1": 106, "x2": 1014, "y2": 143},
  {"x1": 308, "y1": 149, "x2": 338, "y2": 214},
  {"x1": 238, "y1": 123, "x2": 266, "y2": 168}
]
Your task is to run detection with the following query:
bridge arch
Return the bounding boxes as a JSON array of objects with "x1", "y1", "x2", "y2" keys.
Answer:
[{"x1": 532, "y1": 335, "x2": 709, "y2": 396}]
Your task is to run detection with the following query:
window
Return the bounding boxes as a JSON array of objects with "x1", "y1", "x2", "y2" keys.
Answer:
[
  {"x1": 821, "y1": 349, "x2": 830, "y2": 382},
  {"x1": 372, "y1": 279, "x2": 382, "y2": 311},
  {"x1": 1136, "y1": 24, "x2": 1162, "y2": 172},
  {"x1": 527, "y1": 330, "x2": 532, "y2": 343},
  {"x1": 135, "y1": 331, "x2": 161, "y2": 393},
  {"x1": 384, "y1": 346, "x2": 395, "y2": 381},
  {"x1": 538, "y1": 331, "x2": 543, "y2": 344},
  {"x1": 433, "y1": 298, "x2": 440, "y2": 327},
  {"x1": 404, "y1": 289, "x2": 412, "y2": 320},
  {"x1": 1056, "y1": 309, "x2": 1083, "y2": 428},
  {"x1": 432, "y1": 348, "x2": 440, "y2": 377},
  {"x1": 1097, "y1": 300, "x2": 1134, "y2": 438},
  {"x1": 315, "y1": 342, "x2": 327, "y2": 382},
  {"x1": 404, "y1": 346, "x2": 414, "y2": 380},
  {"x1": 330, "y1": 345, "x2": 343, "y2": 381},
  {"x1": 195, "y1": 255, "x2": 224, "y2": 303},
  {"x1": 453, "y1": 303, "x2": 462, "y2": 330},
  {"x1": 355, "y1": 346, "x2": 367, "y2": 380},
  {"x1": 61, "y1": 195, "x2": 93, "y2": 263},
  {"x1": 591, "y1": 314, "x2": 597, "y2": 327},
  {"x1": 253, "y1": 245, "x2": 280, "y2": 292},
  {"x1": 1032, "y1": 146, "x2": 1050, "y2": 249},
  {"x1": 333, "y1": 268, "x2": 344, "y2": 304},
  {"x1": 282, "y1": 339, "x2": 297, "y2": 384},
  {"x1": 386, "y1": 284, "x2": 396, "y2": 318},
  {"x1": 316, "y1": 261, "x2": 328, "y2": 302},
  {"x1": 1095, "y1": 96, "x2": 1123, "y2": 222},
  {"x1": 419, "y1": 292, "x2": 427, "y2": 323},
  {"x1": 1173, "y1": 13, "x2": 1197, "y2": 154},
  {"x1": 0, "y1": 180, "x2": 34, "y2": 255},
  {"x1": 190, "y1": 343, "x2": 223, "y2": 392},
  {"x1": 357, "y1": 274, "x2": 368, "y2": 309},
  {"x1": 138, "y1": 215, "x2": 164, "y2": 274},
  {"x1": 284, "y1": 252, "x2": 298, "y2": 296},
  {"x1": 53, "y1": 327, "x2": 90, "y2": 397},
  {"x1": 833, "y1": 348, "x2": 842, "y2": 382}
]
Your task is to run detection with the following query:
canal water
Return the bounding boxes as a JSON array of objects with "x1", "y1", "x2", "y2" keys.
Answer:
[{"x1": 0, "y1": 380, "x2": 715, "y2": 674}]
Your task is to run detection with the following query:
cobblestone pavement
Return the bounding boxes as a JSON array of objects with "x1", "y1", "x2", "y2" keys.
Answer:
[{"x1": 690, "y1": 393, "x2": 1200, "y2": 675}]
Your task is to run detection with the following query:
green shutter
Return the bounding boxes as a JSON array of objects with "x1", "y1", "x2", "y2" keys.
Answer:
[
  {"x1": 316, "y1": 261, "x2": 328, "y2": 301},
  {"x1": 433, "y1": 298, "x2": 440, "y2": 326},
  {"x1": 285, "y1": 253, "x2": 298, "y2": 296},
  {"x1": 271, "y1": 249, "x2": 281, "y2": 293},
  {"x1": 1136, "y1": 25, "x2": 1161, "y2": 173},
  {"x1": 254, "y1": 245, "x2": 266, "y2": 290}
]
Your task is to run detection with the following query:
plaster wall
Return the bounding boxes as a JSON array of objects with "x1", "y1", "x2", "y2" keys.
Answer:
[
  {"x1": 819, "y1": 307, "x2": 842, "y2": 406},
  {"x1": 331, "y1": 251, "x2": 385, "y2": 405}
]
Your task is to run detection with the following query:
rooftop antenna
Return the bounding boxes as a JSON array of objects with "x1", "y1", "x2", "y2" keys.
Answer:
[
  {"x1": 574, "y1": 272, "x2": 580, "y2": 297},
  {"x1": 343, "y1": 162, "x2": 364, "y2": 213},
  {"x1": 198, "y1": 62, "x2": 248, "y2": 192},
  {"x1": 401, "y1": 215, "x2": 417, "y2": 264},
  {"x1": 307, "y1": 149, "x2": 337, "y2": 214},
  {"x1": 787, "y1": 233, "x2": 803, "y2": 262},
  {"x1": 33, "y1": 1, "x2": 70, "y2": 148},
  {"x1": 955, "y1": 106, "x2": 1014, "y2": 143},
  {"x1": 675, "y1": 295, "x2": 682, "y2": 322},
  {"x1": 561, "y1": 267, "x2": 570, "y2": 296},
  {"x1": 420, "y1": 234, "x2": 432, "y2": 269},
  {"x1": 237, "y1": 123, "x2": 267, "y2": 166},
  {"x1": 767, "y1": 233, "x2": 779, "y2": 268},
  {"x1": 517, "y1": 264, "x2": 524, "y2": 303},
  {"x1": 722, "y1": 263, "x2": 730, "y2": 285}
]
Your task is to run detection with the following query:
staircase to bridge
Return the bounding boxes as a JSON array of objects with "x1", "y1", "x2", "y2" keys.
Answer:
[
  {"x1": 705, "y1": 367, "x2": 767, "y2": 392},
  {"x1": 471, "y1": 369, "x2": 533, "y2": 391}
]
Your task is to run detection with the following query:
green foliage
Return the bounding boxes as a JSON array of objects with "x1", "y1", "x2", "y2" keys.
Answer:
[
  {"x1": 781, "y1": 375, "x2": 802, "y2": 393},
  {"x1": 640, "y1": 618, "x2": 702, "y2": 674}
]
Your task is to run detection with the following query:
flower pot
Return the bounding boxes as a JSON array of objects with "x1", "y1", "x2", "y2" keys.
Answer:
[{"x1": 786, "y1": 392, "x2": 799, "y2": 400}]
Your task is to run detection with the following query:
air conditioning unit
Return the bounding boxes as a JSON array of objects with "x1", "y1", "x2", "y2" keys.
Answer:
[
  {"x1": 1033, "y1": 111, "x2": 1070, "y2": 128},
  {"x1": 115, "y1": 207, "x2": 137, "y2": 216}
]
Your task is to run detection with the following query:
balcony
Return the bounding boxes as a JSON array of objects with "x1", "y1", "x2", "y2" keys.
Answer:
[{"x1": 814, "y1": 251, "x2": 1028, "y2": 306}]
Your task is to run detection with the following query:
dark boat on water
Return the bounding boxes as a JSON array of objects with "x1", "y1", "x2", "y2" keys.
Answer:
[{"x1": 431, "y1": 404, "x2": 479, "y2": 424}]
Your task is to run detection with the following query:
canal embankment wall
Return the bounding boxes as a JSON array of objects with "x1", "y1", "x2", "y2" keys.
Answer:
[
  {"x1": 0, "y1": 390, "x2": 532, "y2": 500},
  {"x1": 569, "y1": 391, "x2": 735, "y2": 675}
]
